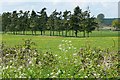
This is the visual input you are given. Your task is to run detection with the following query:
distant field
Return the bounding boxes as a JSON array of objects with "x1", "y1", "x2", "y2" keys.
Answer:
[{"x1": 2, "y1": 30, "x2": 119, "y2": 53}]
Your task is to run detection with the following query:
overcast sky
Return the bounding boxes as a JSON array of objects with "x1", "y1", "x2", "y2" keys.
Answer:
[{"x1": 0, "y1": 0, "x2": 119, "y2": 18}]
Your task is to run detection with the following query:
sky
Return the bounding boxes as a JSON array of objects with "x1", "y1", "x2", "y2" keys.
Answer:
[{"x1": 0, "y1": 0, "x2": 119, "y2": 18}]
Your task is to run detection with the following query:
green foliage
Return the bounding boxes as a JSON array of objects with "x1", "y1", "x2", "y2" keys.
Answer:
[
  {"x1": 112, "y1": 19, "x2": 120, "y2": 30},
  {"x1": 2, "y1": 6, "x2": 98, "y2": 37},
  {"x1": 0, "y1": 39, "x2": 119, "y2": 78}
]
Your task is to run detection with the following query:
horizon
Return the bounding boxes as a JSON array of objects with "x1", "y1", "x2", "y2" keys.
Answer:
[{"x1": 0, "y1": 0, "x2": 119, "y2": 18}]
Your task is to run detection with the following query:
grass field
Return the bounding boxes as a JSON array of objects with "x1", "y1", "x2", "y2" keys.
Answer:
[
  {"x1": 2, "y1": 30, "x2": 119, "y2": 52},
  {"x1": 1, "y1": 30, "x2": 119, "y2": 78}
]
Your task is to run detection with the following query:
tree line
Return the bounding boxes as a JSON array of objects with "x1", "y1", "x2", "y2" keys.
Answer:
[{"x1": 2, "y1": 6, "x2": 98, "y2": 37}]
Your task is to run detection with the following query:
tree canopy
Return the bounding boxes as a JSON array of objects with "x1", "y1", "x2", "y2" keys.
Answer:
[{"x1": 1, "y1": 6, "x2": 98, "y2": 37}]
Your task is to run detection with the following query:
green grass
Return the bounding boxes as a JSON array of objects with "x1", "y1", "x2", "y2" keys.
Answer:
[
  {"x1": 2, "y1": 31, "x2": 119, "y2": 53},
  {"x1": 1, "y1": 31, "x2": 119, "y2": 78}
]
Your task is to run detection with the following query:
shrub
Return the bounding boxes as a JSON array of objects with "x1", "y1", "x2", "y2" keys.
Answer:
[{"x1": 0, "y1": 39, "x2": 119, "y2": 78}]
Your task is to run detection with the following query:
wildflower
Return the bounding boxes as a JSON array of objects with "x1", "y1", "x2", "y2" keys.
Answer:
[
  {"x1": 97, "y1": 64, "x2": 100, "y2": 67},
  {"x1": 93, "y1": 51, "x2": 96, "y2": 54},
  {"x1": 86, "y1": 58, "x2": 89, "y2": 60},
  {"x1": 5, "y1": 66, "x2": 8, "y2": 69},
  {"x1": 6, "y1": 54, "x2": 9, "y2": 56},
  {"x1": 74, "y1": 47, "x2": 76, "y2": 50},
  {"x1": 34, "y1": 52, "x2": 37, "y2": 55},
  {"x1": 73, "y1": 53, "x2": 77, "y2": 56},
  {"x1": 19, "y1": 66, "x2": 23, "y2": 69},
  {"x1": 44, "y1": 54, "x2": 47, "y2": 56},
  {"x1": 52, "y1": 75, "x2": 56, "y2": 78},
  {"x1": 50, "y1": 72, "x2": 54, "y2": 75},
  {"x1": 55, "y1": 54, "x2": 58, "y2": 57},
  {"x1": 85, "y1": 76, "x2": 88, "y2": 78},
  {"x1": 62, "y1": 40, "x2": 64, "y2": 42},
  {"x1": 59, "y1": 47, "x2": 62, "y2": 50},
  {"x1": 47, "y1": 74, "x2": 50, "y2": 77},
  {"x1": 65, "y1": 57, "x2": 68, "y2": 60},
  {"x1": 10, "y1": 66, "x2": 12, "y2": 68},
  {"x1": 65, "y1": 40, "x2": 68, "y2": 42},
  {"x1": 68, "y1": 47, "x2": 71, "y2": 49},
  {"x1": 29, "y1": 61, "x2": 32, "y2": 64},
  {"x1": 58, "y1": 56, "x2": 61, "y2": 59},
  {"x1": 59, "y1": 44, "x2": 62, "y2": 47},
  {"x1": 94, "y1": 73, "x2": 97, "y2": 76},
  {"x1": 65, "y1": 50, "x2": 68, "y2": 52},
  {"x1": 69, "y1": 41, "x2": 71, "y2": 43},
  {"x1": 10, "y1": 60, "x2": 12, "y2": 63}
]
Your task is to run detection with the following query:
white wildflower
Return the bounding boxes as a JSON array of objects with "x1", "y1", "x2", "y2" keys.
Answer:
[
  {"x1": 94, "y1": 73, "x2": 97, "y2": 76},
  {"x1": 10, "y1": 66, "x2": 12, "y2": 68},
  {"x1": 74, "y1": 47, "x2": 76, "y2": 50},
  {"x1": 29, "y1": 61, "x2": 32, "y2": 64},
  {"x1": 68, "y1": 47, "x2": 71, "y2": 49},
  {"x1": 59, "y1": 47, "x2": 62, "y2": 50},
  {"x1": 34, "y1": 52, "x2": 37, "y2": 55},
  {"x1": 10, "y1": 60, "x2": 12, "y2": 63},
  {"x1": 58, "y1": 56, "x2": 61, "y2": 59},
  {"x1": 73, "y1": 53, "x2": 77, "y2": 56},
  {"x1": 85, "y1": 76, "x2": 88, "y2": 78},
  {"x1": 6, "y1": 66, "x2": 8, "y2": 69},
  {"x1": 65, "y1": 50, "x2": 68, "y2": 52},
  {"x1": 65, "y1": 58, "x2": 68, "y2": 60},
  {"x1": 6, "y1": 54, "x2": 9, "y2": 56},
  {"x1": 62, "y1": 40, "x2": 64, "y2": 42},
  {"x1": 50, "y1": 72, "x2": 54, "y2": 75},
  {"x1": 55, "y1": 54, "x2": 58, "y2": 57},
  {"x1": 65, "y1": 40, "x2": 68, "y2": 42},
  {"x1": 97, "y1": 64, "x2": 100, "y2": 67},
  {"x1": 44, "y1": 54, "x2": 47, "y2": 56},
  {"x1": 19, "y1": 66, "x2": 23, "y2": 69}
]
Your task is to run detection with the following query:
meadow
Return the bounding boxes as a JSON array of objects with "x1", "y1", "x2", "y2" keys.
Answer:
[
  {"x1": 2, "y1": 30, "x2": 119, "y2": 52},
  {"x1": 1, "y1": 30, "x2": 119, "y2": 78}
]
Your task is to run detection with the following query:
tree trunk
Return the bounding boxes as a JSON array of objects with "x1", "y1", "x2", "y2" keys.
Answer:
[
  {"x1": 59, "y1": 31, "x2": 60, "y2": 36},
  {"x1": 65, "y1": 29, "x2": 67, "y2": 37},
  {"x1": 41, "y1": 30, "x2": 42, "y2": 35},
  {"x1": 83, "y1": 31, "x2": 86, "y2": 37},
  {"x1": 32, "y1": 31, "x2": 33, "y2": 35},
  {"x1": 34, "y1": 31, "x2": 36, "y2": 35},
  {"x1": 53, "y1": 30, "x2": 54, "y2": 36},
  {"x1": 72, "y1": 30, "x2": 74, "y2": 36},
  {"x1": 50, "y1": 30, "x2": 52, "y2": 36},
  {"x1": 62, "y1": 30, "x2": 64, "y2": 36},
  {"x1": 75, "y1": 30, "x2": 77, "y2": 37}
]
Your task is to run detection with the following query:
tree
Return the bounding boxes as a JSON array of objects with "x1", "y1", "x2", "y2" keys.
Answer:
[
  {"x1": 82, "y1": 8, "x2": 98, "y2": 37},
  {"x1": 85, "y1": 17, "x2": 98, "y2": 37},
  {"x1": 70, "y1": 6, "x2": 82, "y2": 37},
  {"x1": 30, "y1": 10, "x2": 38, "y2": 35},
  {"x1": 47, "y1": 10, "x2": 58, "y2": 36},
  {"x1": 47, "y1": 13, "x2": 54, "y2": 36},
  {"x1": 112, "y1": 19, "x2": 120, "y2": 30},
  {"x1": 63, "y1": 10, "x2": 71, "y2": 36},
  {"x1": 18, "y1": 10, "x2": 30, "y2": 35},
  {"x1": 2, "y1": 12, "x2": 11, "y2": 33},
  {"x1": 97, "y1": 13, "x2": 105, "y2": 29},
  {"x1": 37, "y1": 8, "x2": 48, "y2": 35},
  {"x1": 10, "y1": 11, "x2": 19, "y2": 34}
]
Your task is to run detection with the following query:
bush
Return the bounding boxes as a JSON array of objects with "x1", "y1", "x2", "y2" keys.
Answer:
[{"x1": 0, "y1": 40, "x2": 119, "y2": 78}]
